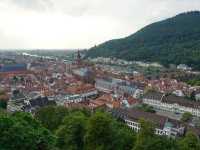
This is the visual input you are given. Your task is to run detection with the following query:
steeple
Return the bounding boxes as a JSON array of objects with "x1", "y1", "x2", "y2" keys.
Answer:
[{"x1": 76, "y1": 50, "x2": 81, "y2": 65}]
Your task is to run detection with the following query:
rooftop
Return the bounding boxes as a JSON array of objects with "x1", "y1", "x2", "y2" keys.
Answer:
[
  {"x1": 112, "y1": 108, "x2": 181, "y2": 129},
  {"x1": 143, "y1": 91, "x2": 200, "y2": 109},
  {"x1": 65, "y1": 83, "x2": 95, "y2": 95}
]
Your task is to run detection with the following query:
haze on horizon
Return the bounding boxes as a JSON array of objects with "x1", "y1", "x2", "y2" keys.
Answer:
[{"x1": 0, "y1": 0, "x2": 200, "y2": 49}]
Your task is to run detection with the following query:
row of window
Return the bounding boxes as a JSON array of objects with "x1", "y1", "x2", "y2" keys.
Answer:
[
  {"x1": 125, "y1": 119, "x2": 179, "y2": 138},
  {"x1": 143, "y1": 99, "x2": 200, "y2": 117}
]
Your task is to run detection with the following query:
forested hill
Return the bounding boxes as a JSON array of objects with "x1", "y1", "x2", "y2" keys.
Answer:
[{"x1": 86, "y1": 11, "x2": 200, "y2": 70}]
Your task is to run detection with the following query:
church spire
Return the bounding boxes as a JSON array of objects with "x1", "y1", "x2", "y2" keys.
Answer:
[{"x1": 76, "y1": 50, "x2": 81, "y2": 65}]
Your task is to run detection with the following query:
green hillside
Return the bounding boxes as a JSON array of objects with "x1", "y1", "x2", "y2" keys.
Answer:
[{"x1": 86, "y1": 11, "x2": 200, "y2": 70}]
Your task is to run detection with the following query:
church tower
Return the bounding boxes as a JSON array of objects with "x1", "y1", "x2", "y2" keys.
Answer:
[{"x1": 76, "y1": 50, "x2": 81, "y2": 65}]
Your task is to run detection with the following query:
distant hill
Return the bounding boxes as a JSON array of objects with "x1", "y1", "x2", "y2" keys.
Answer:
[{"x1": 86, "y1": 11, "x2": 200, "y2": 70}]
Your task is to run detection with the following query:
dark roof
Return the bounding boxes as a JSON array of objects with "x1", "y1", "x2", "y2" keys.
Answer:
[
  {"x1": 112, "y1": 108, "x2": 167, "y2": 129},
  {"x1": 22, "y1": 97, "x2": 56, "y2": 112},
  {"x1": 29, "y1": 97, "x2": 56, "y2": 107},
  {"x1": 143, "y1": 91, "x2": 163, "y2": 101},
  {"x1": 0, "y1": 64, "x2": 27, "y2": 72},
  {"x1": 126, "y1": 109, "x2": 167, "y2": 129},
  {"x1": 143, "y1": 92, "x2": 200, "y2": 109},
  {"x1": 96, "y1": 77, "x2": 113, "y2": 83},
  {"x1": 111, "y1": 108, "x2": 181, "y2": 129},
  {"x1": 162, "y1": 95, "x2": 200, "y2": 109},
  {"x1": 11, "y1": 92, "x2": 26, "y2": 101}
]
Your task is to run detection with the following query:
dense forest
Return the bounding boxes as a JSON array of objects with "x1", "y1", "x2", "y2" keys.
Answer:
[
  {"x1": 0, "y1": 106, "x2": 200, "y2": 150},
  {"x1": 86, "y1": 11, "x2": 200, "y2": 70}
]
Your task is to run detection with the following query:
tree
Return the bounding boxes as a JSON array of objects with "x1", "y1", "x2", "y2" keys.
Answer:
[
  {"x1": 133, "y1": 118, "x2": 179, "y2": 150},
  {"x1": 0, "y1": 91, "x2": 8, "y2": 109},
  {"x1": 35, "y1": 106, "x2": 69, "y2": 132},
  {"x1": 112, "y1": 122, "x2": 136, "y2": 150},
  {"x1": 133, "y1": 118, "x2": 155, "y2": 150},
  {"x1": 56, "y1": 111, "x2": 88, "y2": 150},
  {"x1": 86, "y1": 12, "x2": 200, "y2": 70},
  {"x1": 181, "y1": 112, "x2": 193, "y2": 122},
  {"x1": 190, "y1": 91, "x2": 196, "y2": 101},
  {"x1": 0, "y1": 108, "x2": 8, "y2": 116},
  {"x1": 0, "y1": 112, "x2": 56, "y2": 150},
  {"x1": 0, "y1": 99, "x2": 7, "y2": 109},
  {"x1": 84, "y1": 112, "x2": 114, "y2": 150},
  {"x1": 136, "y1": 104, "x2": 156, "y2": 113},
  {"x1": 12, "y1": 76, "x2": 18, "y2": 84},
  {"x1": 179, "y1": 131, "x2": 200, "y2": 150}
]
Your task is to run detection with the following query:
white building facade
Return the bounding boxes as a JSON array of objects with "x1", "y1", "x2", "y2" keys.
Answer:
[
  {"x1": 111, "y1": 108, "x2": 184, "y2": 138},
  {"x1": 143, "y1": 92, "x2": 200, "y2": 117},
  {"x1": 125, "y1": 119, "x2": 184, "y2": 138},
  {"x1": 95, "y1": 77, "x2": 139, "y2": 97}
]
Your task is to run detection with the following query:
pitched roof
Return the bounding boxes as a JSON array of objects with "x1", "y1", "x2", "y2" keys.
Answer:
[
  {"x1": 124, "y1": 108, "x2": 167, "y2": 128},
  {"x1": 29, "y1": 97, "x2": 56, "y2": 107},
  {"x1": 65, "y1": 83, "x2": 95, "y2": 94},
  {"x1": 127, "y1": 97, "x2": 141, "y2": 105},
  {"x1": 143, "y1": 91, "x2": 163, "y2": 101},
  {"x1": 162, "y1": 94, "x2": 200, "y2": 108},
  {"x1": 143, "y1": 91, "x2": 200, "y2": 109},
  {"x1": 112, "y1": 108, "x2": 182, "y2": 129}
]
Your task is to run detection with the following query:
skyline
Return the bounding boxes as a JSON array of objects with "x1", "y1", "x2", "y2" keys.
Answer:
[{"x1": 0, "y1": 0, "x2": 200, "y2": 49}]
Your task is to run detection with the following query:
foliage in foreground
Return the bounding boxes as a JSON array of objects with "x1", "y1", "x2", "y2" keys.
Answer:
[
  {"x1": 1, "y1": 106, "x2": 200, "y2": 150},
  {"x1": 0, "y1": 90, "x2": 8, "y2": 109},
  {"x1": 0, "y1": 112, "x2": 56, "y2": 150}
]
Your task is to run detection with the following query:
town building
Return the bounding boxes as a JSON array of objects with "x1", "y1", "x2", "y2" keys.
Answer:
[
  {"x1": 177, "y1": 64, "x2": 192, "y2": 71},
  {"x1": 95, "y1": 77, "x2": 120, "y2": 93},
  {"x1": 90, "y1": 94, "x2": 121, "y2": 109},
  {"x1": 0, "y1": 64, "x2": 27, "y2": 72},
  {"x1": 143, "y1": 92, "x2": 200, "y2": 117},
  {"x1": 63, "y1": 83, "x2": 98, "y2": 104},
  {"x1": 7, "y1": 89, "x2": 56, "y2": 113},
  {"x1": 72, "y1": 67, "x2": 95, "y2": 83},
  {"x1": 95, "y1": 77, "x2": 141, "y2": 97},
  {"x1": 111, "y1": 108, "x2": 185, "y2": 138},
  {"x1": 121, "y1": 97, "x2": 141, "y2": 108},
  {"x1": 196, "y1": 93, "x2": 200, "y2": 101},
  {"x1": 22, "y1": 96, "x2": 56, "y2": 113}
]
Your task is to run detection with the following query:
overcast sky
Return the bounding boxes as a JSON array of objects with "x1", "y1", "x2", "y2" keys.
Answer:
[{"x1": 0, "y1": 0, "x2": 200, "y2": 49}]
